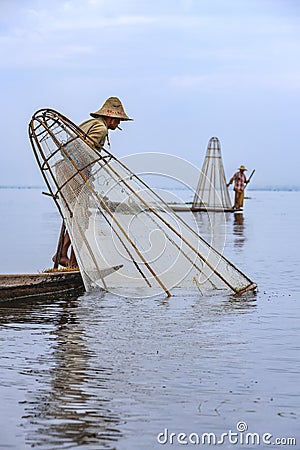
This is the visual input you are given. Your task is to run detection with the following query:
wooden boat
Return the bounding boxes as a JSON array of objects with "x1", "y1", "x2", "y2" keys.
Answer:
[
  {"x1": 0, "y1": 265, "x2": 122, "y2": 302},
  {"x1": 168, "y1": 203, "x2": 234, "y2": 212}
]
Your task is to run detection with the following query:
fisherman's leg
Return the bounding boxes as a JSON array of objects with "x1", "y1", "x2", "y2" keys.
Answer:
[
  {"x1": 239, "y1": 190, "x2": 245, "y2": 208},
  {"x1": 236, "y1": 191, "x2": 243, "y2": 210},
  {"x1": 52, "y1": 231, "x2": 71, "y2": 267},
  {"x1": 234, "y1": 190, "x2": 239, "y2": 209}
]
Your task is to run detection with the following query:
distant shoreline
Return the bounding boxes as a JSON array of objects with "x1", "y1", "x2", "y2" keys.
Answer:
[
  {"x1": 0, "y1": 186, "x2": 44, "y2": 190},
  {"x1": 1, "y1": 185, "x2": 300, "y2": 192}
]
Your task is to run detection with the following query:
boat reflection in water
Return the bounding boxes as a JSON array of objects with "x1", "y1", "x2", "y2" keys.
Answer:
[
  {"x1": 12, "y1": 294, "x2": 122, "y2": 449},
  {"x1": 233, "y1": 212, "x2": 246, "y2": 248},
  {"x1": 189, "y1": 209, "x2": 228, "y2": 254}
]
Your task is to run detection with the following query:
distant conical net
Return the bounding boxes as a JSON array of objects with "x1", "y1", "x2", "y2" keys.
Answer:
[
  {"x1": 28, "y1": 110, "x2": 256, "y2": 297},
  {"x1": 192, "y1": 137, "x2": 232, "y2": 211}
]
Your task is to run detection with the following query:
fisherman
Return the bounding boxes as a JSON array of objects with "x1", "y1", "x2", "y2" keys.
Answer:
[
  {"x1": 53, "y1": 97, "x2": 133, "y2": 267},
  {"x1": 227, "y1": 165, "x2": 249, "y2": 210}
]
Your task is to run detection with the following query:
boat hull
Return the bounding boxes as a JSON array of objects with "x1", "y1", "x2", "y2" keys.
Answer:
[{"x1": 0, "y1": 271, "x2": 84, "y2": 301}]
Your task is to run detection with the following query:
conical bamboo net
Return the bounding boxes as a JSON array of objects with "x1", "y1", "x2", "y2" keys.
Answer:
[
  {"x1": 29, "y1": 110, "x2": 256, "y2": 298},
  {"x1": 192, "y1": 137, "x2": 232, "y2": 211}
]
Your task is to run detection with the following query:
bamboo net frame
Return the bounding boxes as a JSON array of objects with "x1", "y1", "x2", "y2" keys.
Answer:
[{"x1": 28, "y1": 109, "x2": 256, "y2": 297}]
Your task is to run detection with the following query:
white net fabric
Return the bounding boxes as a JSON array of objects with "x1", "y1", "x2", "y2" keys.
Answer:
[{"x1": 29, "y1": 109, "x2": 256, "y2": 297}]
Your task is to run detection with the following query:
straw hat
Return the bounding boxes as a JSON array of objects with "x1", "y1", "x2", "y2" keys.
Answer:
[
  {"x1": 239, "y1": 165, "x2": 247, "y2": 171},
  {"x1": 90, "y1": 97, "x2": 133, "y2": 121}
]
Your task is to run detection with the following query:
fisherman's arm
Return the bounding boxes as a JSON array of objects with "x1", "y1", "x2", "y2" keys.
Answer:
[
  {"x1": 80, "y1": 121, "x2": 107, "y2": 150},
  {"x1": 89, "y1": 122, "x2": 108, "y2": 148}
]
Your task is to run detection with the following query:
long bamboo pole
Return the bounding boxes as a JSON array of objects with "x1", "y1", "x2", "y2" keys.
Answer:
[
  {"x1": 104, "y1": 161, "x2": 243, "y2": 293},
  {"x1": 245, "y1": 169, "x2": 255, "y2": 189},
  {"x1": 89, "y1": 145, "x2": 255, "y2": 293},
  {"x1": 108, "y1": 153, "x2": 254, "y2": 286}
]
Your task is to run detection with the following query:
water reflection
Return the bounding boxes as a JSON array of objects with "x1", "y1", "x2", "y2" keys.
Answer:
[
  {"x1": 191, "y1": 210, "x2": 227, "y2": 253},
  {"x1": 187, "y1": 208, "x2": 248, "y2": 255},
  {"x1": 0, "y1": 295, "x2": 121, "y2": 449},
  {"x1": 170, "y1": 289, "x2": 257, "y2": 320},
  {"x1": 0, "y1": 285, "x2": 260, "y2": 449},
  {"x1": 233, "y1": 212, "x2": 246, "y2": 248},
  {"x1": 191, "y1": 210, "x2": 247, "y2": 251}
]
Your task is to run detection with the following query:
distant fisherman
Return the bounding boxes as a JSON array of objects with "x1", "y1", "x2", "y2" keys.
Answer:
[
  {"x1": 52, "y1": 97, "x2": 133, "y2": 268},
  {"x1": 227, "y1": 165, "x2": 249, "y2": 210}
]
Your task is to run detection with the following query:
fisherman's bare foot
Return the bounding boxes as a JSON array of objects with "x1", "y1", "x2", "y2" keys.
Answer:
[
  {"x1": 69, "y1": 258, "x2": 78, "y2": 268},
  {"x1": 52, "y1": 254, "x2": 70, "y2": 267}
]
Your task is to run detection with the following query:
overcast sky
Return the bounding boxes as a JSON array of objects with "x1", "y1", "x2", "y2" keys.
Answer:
[{"x1": 0, "y1": 0, "x2": 299, "y2": 188}]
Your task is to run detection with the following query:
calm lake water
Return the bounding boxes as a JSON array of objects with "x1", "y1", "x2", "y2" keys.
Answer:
[{"x1": 0, "y1": 188, "x2": 299, "y2": 449}]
